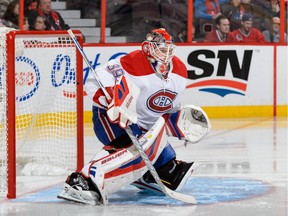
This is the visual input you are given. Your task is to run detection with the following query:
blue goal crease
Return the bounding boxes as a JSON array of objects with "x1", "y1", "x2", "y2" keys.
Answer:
[{"x1": 11, "y1": 177, "x2": 271, "y2": 205}]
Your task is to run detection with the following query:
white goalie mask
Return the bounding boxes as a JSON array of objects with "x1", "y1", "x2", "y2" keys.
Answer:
[{"x1": 142, "y1": 28, "x2": 176, "y2": 79}]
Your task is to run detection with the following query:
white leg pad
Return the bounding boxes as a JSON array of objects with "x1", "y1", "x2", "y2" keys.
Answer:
[{"x1": 82, "y1": 117, "x2": 168, "y2": 201}]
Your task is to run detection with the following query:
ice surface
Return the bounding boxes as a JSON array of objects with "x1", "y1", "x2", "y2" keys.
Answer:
[{"x1": 0, "y1": 117, "x2": 287, "y2": 216}]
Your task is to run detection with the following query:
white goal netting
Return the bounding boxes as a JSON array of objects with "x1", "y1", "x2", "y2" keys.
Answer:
[{"x1": 0, "y1": 28, "x2": 83, "y2": 197}]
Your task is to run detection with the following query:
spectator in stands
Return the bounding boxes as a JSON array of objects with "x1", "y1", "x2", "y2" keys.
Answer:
[
  {"x1": 24, "y1": 0, "x2": 38, "y2": 17},
  {"x1": 248, "y1": 0, "x2": 280, "y2": 31},
  {"x1": 232, "y1": 13, "x2": 265, "y2": 42},
  {"x1": 34, "y1": 15, "x2": 51, "y2": 30},
  {"x1": 204, "y1": 15, "x2": 235, "y2": 42},
  {"x1": 221, "y1": 0, "x2": 246, "y2": 31},
  {"x1": 241, "y1": 0, "x2": 267, "y2": 31},
  {"x1": 263, "y1": 0, "x2": 280, "y2": 30},
  {"x1": 0, "y1": 0, "x2": 11, "y2": 18},
  {"x1": 237, "y1": 0, "x2": 254, "y2": 16},
  {"x1": 219, "y1": 0, "x2": 230, "y2": 4},
  {"x1": 268, "y1": 0, "x2": 280, "y2": 17},
  {"x1": 194, "y1": 0, "x2": 222, "y2": 20},
  {"x1": 23, "y1": 16, "x2": 29, "y2": 30},
  {"x1": 175, "y1": 28, "x2": 187, "y2": 43},
  {"x1": 1, "y1": 0, "x2": 19, "y2": 28},
  {"x1": 193, "y1": 0, "x2": 222, "y2": 39},
  {"x1": 28, "y1": 0, "x2": 69, "y2": 30},
  {"x1": 262, "y1": 17, "x2": 288, "y2": 42},
  {"x1": 174, "y1": 25, "x2": 196, "y2": 43}
]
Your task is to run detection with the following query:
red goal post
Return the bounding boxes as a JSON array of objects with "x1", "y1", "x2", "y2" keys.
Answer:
[{"x1": 0, "y1": 29, "x2": 84, "y2": 198}]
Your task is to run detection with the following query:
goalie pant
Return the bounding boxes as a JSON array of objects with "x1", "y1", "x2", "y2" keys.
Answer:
[{"x1": 91, "y1": 106, "x2": 176, "y2": 169}]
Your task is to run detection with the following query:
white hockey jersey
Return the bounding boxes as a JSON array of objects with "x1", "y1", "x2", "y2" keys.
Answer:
[{"x1": 85, "y1": 50, "x2": 188, "y2": 130}]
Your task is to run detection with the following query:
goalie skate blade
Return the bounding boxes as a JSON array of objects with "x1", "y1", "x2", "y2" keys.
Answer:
[
  {"x1": 57, "y1": 184, "x2": 101, "y2": 205},
  {"x1": 57, "y1": 194, "x2": 98, "y2": 205}
]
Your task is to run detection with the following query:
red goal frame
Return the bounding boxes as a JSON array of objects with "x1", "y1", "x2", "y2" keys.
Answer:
[{"x1": 5, "y1": 30, "x2": 84, "y2": 198}]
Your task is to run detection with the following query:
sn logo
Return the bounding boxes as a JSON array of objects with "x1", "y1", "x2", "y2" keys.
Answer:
[{"x1": 186, "y1": 49, "x2": 253, "y2": 97}]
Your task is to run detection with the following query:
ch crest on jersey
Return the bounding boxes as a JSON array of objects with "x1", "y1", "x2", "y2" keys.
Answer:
[{"x1": 147, "y1": 89, "x2": 177, "y2": 113}]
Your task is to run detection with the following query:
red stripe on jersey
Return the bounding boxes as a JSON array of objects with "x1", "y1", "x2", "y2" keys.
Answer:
[
  {"x1": 98, "y1": 109, "x2": 115, "y2": 142},
  {"x1": 167, "y1": 114, "x2": 185, "y2": 138},
  {"x1": 166, "y1": 120, "x2": 178, "y2": 137}
]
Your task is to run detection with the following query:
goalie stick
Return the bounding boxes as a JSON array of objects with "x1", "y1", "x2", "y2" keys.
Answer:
[{"x1": 67, "y1": 29, "x2": 197, "y2": 204}]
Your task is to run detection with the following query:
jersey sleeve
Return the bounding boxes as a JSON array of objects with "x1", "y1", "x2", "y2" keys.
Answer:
[{"x1": 85, "y1": 59, "x2": 125, "y2": 109}]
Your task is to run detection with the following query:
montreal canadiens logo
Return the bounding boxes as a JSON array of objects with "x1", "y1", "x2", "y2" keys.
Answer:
[{"x1": 147, "y1": 90, "x2": 178, "y2": 113}]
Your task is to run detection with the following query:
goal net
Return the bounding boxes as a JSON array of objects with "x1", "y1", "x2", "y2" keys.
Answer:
[{"x1": 0, "y1": 28, "x2": 84, "y2": 198}]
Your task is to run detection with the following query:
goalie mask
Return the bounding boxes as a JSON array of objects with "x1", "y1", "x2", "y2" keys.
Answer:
[{"x1": 142, "y1": 28, "x2": 176, "y2": 79}]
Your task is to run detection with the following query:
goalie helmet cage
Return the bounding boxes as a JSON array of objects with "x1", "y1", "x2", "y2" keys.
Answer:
[{"x1": 0, "y1": 30, "x2": 84, "y2": 198}]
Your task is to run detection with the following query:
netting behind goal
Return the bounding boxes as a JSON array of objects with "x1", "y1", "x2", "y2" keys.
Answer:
[{"x1": 0, "y1": 29, "x2": 84, "y2": 198}]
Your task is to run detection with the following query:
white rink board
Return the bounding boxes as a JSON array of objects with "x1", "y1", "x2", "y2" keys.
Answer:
[
  {"x1": 14, "y1": 44, "x2": 284, "y2": 111},
  {"x1": 181, "y1": 46, "x2": 274, "y2": 106},
  {"x1": 277, "y1": 46, "x2": 288, "y2": 105},
  {"x1": 83, "y1": 45, "x2": 282, "y2": 109}
]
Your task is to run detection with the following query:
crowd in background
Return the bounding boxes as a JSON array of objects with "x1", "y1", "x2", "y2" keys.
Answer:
[
  {"x1": 0, "y1": 0, "x2": 287, "y2": 43},
  {"x1": 192, "y1": 0, "x2": 287, "y2": 42},
  {"x1": 0, "y1": 0, "x2": 69, "y2": 31}
]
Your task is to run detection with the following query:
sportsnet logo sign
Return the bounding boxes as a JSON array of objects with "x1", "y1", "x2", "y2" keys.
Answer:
[{"x1": 186, "y1": 49, "x2": 253, "y2": 97}]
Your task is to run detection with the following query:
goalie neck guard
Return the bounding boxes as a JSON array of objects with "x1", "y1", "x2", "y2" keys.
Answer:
[{"x1": 141, "y1": 28, "x2": 176, "y2": 79}]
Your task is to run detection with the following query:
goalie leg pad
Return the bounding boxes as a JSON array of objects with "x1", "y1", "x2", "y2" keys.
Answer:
[{"x1": 82, "y1": 117, "x2": 168, "y2": 197}]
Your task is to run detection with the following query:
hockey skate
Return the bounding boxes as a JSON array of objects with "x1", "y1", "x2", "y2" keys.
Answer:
[
  {"x1": 57, "y1": 172, "x2": 102, "y2": 205},
  {"x1": 132, "y1": 160, "x2": 199, "y2": 194}
]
